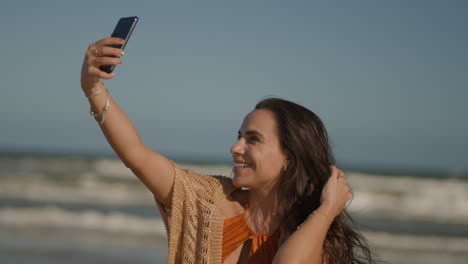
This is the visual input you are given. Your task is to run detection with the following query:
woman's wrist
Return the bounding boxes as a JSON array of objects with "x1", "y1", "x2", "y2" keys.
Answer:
[
  {"x1": 296, "y1": 206, "x2": 335, "y2": 231},
  {"x1": 316, "y1": 204, "x2": 338, "y2": 223},
  {"x1": 83, "y1": 80, "x2": 104, "y2": 98},
  {"x1": 89, "y1": 87, "x2": 110, "y2": 125}
]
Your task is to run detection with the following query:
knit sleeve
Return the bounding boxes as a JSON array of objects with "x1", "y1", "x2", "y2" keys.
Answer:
[{"x1": 155, "y1": 162, "x2": 233, "y2": 264}]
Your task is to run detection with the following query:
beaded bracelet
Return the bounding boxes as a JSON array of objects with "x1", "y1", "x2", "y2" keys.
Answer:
[{"x1": 90, "y1": 89, "x2": 110, "y2": 125}]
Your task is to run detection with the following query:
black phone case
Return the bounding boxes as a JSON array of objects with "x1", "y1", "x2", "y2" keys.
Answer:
[{"x1": 100, "y1": 16, "x2": 138, "y2": 74}]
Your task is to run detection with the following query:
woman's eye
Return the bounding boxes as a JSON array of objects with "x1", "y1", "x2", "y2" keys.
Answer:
[{"x1": 248, "y1": 136, "x2": 260, "y2": 143}]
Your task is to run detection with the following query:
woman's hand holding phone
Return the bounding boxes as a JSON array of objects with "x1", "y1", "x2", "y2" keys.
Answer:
[
  {"x1": 80, "y1": 37, "x2": 124, "y2": 94},
  {"x1": 81, "y1": 16, "x2": 138, "y2": 95}
]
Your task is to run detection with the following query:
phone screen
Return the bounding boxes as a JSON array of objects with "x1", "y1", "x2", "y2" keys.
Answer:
[{"x1": 100, "y1": 16, "x2": 139, "y2": 73}]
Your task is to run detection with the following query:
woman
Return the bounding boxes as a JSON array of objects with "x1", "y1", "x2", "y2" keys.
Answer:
[{"x1": 81, "y1": 36, "x2": 375, "y2": 264}]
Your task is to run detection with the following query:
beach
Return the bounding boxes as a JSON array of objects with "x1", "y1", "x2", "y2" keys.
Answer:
[{"x1": 1, "y1": 154, "x2": 467, "y2": 263}]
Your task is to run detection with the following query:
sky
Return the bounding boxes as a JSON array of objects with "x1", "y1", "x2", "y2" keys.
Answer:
[{"x1": 1, "y1": 0, "x2": 467, "y2": 172}]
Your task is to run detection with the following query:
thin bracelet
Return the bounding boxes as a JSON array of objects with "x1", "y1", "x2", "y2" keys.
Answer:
[
  {"x1": 90, "y1": 89, "x2": 110, "y2": 124},
  {"x1": 312, "y1": 210, "x2": 330, "y2": 221},
  {"x1": 85, "y1": 84, "x2": 103, "y2": 98},
  {"x1": 99, "y1": 93, "x2": 110, "y2": 125}
]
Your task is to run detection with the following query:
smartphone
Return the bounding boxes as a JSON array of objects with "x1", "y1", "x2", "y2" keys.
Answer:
[{"x1": 100, "y1": 16, "x2": 139, "y2": 73}]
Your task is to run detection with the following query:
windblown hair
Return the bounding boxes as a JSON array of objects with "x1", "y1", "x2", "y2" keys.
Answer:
[{"x1": 255, "y1": 98, "x2": 376, "y2": 264}]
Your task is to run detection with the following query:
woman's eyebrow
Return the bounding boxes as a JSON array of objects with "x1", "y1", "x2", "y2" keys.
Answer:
[{"x1": 239, "y1": 130, "x2": 265, "y2": 139}]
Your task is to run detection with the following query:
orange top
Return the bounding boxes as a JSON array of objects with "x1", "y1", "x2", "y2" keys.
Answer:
[{"x1": 222, "y1": 207, "x2": 281, "y2": 263}]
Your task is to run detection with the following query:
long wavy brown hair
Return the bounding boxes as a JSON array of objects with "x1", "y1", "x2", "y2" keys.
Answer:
[{"x1": 255, "y1": 98, "x2": 376, "y2": 264}]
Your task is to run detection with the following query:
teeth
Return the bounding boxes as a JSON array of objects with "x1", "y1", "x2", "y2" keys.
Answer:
[{"x1": 234, "y1": 163, "x2": 251, "y2": 168}]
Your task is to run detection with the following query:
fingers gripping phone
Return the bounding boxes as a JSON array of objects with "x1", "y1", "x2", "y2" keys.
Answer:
[{"x1": 100, "y1": 16, "x2": 139, "y2": 74}]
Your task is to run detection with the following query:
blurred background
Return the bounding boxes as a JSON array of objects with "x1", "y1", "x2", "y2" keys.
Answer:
[{"x1": 1, "y1": 0, "x2": 467, "y2": 263}]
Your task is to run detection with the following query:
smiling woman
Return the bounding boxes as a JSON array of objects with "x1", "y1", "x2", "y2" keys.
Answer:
[
  {"x1": 251, "y1": 99, "x2": 375, "y2": 264},
  {"x1": 230, "y1": 109, "x2": 287, "y2": 192},
  {"x1": 80, "y1": 35, "x2": 375, "y2": 264}
]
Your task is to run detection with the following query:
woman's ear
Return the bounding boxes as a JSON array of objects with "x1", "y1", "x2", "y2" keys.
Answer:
[{"x1": 282, "y1": 157, "x2": 291, "y2": 171}]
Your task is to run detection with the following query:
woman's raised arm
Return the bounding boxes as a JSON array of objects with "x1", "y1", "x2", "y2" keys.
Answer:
[
  {"x1": 273, "y1": 166, "x2": 351, "y2": 264},
  {"x1": 80, "y1": 36, "x2": 175, "y2": 207}
]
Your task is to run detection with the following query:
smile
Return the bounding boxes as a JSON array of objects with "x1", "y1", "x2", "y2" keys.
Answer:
[{"x1": 233, "y1": 163, "x2": 253, "y2": 169}]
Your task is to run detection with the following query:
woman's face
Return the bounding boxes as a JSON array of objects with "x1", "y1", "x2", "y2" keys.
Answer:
[{"x1": 230, "y1": 109, "x2": 288, "y2": 191}]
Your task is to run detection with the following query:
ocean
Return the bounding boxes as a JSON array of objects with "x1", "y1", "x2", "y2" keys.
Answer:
[{"x1": 1, "y1": 154, "x2": 467, "y2": 264}]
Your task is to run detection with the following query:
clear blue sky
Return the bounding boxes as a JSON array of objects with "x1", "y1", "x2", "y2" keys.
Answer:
[{"x1": 1, "y1": 0, "x2": 467, "y2": 172}]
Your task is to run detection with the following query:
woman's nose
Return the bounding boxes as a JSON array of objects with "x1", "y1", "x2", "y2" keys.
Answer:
[{"x1": 230, "y1": 139, "x2": 245, "y2": 156}]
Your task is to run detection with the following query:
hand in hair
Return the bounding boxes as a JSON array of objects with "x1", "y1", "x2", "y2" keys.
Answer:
[{"x1": 319, "y1": 166, "x2": 352, "y2": 219}]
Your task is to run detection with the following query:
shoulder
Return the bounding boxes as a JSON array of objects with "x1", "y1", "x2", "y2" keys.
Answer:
[
  {"x1": 174, "y1": 165, "x2": 226, "y2": 188},
  {"x1": 173, "y1": 165, "x2": 239, "y2": 198},
  {"x1": 172, "y1": 164, "x2": 247, "y2": 217},
  {"x1": 208, "y1": 175, "x2": 248, "y2": 219},
  {"x1": 206, "y1": 174, "x2": 249, "y2": 218},
  {"x1": 209, "y1": 174, "x2": 246, "y2": 204},
  {"x1": 210, "y1": 175, "x2": 238, "y2": 194},
  {"x1": 198, "y1": 174, "x2": 248, "y2": 218}
]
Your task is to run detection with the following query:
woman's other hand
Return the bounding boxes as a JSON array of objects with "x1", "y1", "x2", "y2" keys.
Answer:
[
  {"x1": 319, "y1": 166, "x2": 352, "y2": 219},
  {"x1": 80, "y1": 36, "x2": 125, "y2": 95}
]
